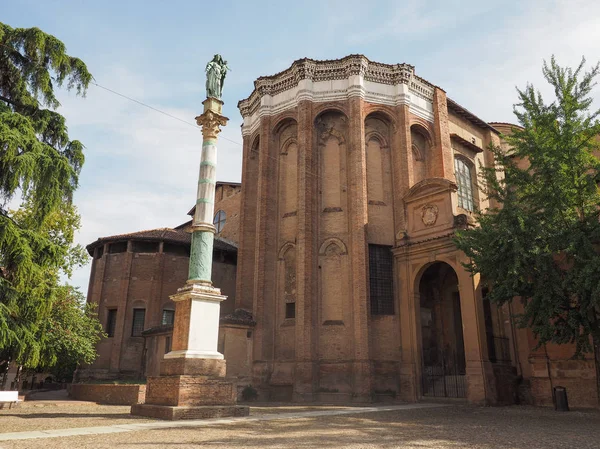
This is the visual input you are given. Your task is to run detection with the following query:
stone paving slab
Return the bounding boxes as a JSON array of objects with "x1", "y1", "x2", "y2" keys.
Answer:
[{"x1": 0, "y1": 403, "x2": 445, "y2": 442}]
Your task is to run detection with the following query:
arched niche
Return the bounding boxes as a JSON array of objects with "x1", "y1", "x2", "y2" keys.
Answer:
[
  {"x1": 410, "y1": 124, "x2": 432, "y2": 185},
  {"x1": 250, "y1": 134, "x2": 260, "y2": 160},
  {"x1": 315, "y1": 111, "x2": 348, "y2": 213},
  {"x1": 276, "y1": 120, "x2": 298, "y2": 223},
  {"x1": 277, "y1": 242, "x2": 297, "y2": 322},
  {"x1": 365, "y1": 114, "x2": 392, "y2": 206},
  {"x1": 318, "y1": 237, "x2": 348, "y2": 256},
  {"x1": 365, "y1": 114, "x2": 394, "y2": 244},
  {"x1": 319, "y1": 238, "x2": 348, "y2": 323}
]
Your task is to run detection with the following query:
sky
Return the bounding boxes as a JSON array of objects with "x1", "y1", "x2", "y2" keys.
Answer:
[{"x1": 3, "y1": 0, "x2": 600, "y2": 293}]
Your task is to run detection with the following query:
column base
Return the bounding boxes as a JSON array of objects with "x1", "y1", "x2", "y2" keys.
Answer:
[{"x1": 131, "y1": 404, "x2": 249, "y2": 420}]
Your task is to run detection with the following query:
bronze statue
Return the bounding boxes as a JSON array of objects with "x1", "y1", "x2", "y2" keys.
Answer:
[{"x1": 205, "y1": 54, "x2": 230, "y2": 99}]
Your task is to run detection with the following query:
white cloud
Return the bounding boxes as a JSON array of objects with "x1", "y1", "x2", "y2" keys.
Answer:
[
  {"x1": 57, "y1": 0, "x2": 600, "y2": 294},
  {"x1": 435, "y1": 0, "x2": 600, "y2": 122},
  {"x1": 57, "y1": 66, "x2": 242, "y2": 292}
]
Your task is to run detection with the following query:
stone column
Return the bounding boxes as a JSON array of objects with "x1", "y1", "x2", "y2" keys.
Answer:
[{"x1": 131, "y1": 98, "x2": 249, "y2": 420}]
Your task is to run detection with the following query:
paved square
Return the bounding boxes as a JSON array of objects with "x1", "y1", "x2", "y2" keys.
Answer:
[{"x1": 1, "y1": 404, "x2": 599, "y2": 448}]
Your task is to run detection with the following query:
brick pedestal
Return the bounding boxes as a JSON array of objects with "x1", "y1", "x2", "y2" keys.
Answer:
[
  {"x1": 131, "y1": 370, "x2": 248, "y2": 420},
  {"x1": 131, "y1": 359, "x2": 249, "y2": 420},
  {"x1": 131, "y1": 283, "x2": 249, "y2": 420}
]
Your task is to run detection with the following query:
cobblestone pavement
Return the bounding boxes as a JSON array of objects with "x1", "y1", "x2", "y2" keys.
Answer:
[{"x1": 2, "y1": 404, "x2": 600, "y2": 449}]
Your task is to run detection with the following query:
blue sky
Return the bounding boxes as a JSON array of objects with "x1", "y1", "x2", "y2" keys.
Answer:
[{"x1": 3, "y1": 0, "x2": 600, "y2": 293}]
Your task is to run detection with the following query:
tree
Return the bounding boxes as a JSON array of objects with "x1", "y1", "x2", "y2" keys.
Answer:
[
  {"x1": 454, "y1": 57, "x2": 600, "y2": 402},
  {"x1": 0, "y1": 22, "x2": 94, "y2": 384},
  {"x1": 34, "y1": 285, "x2": 105, "y2": 382}
]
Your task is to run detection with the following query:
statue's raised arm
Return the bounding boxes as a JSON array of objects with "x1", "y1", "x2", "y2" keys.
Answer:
[{"x1": 205, "y1": 54, "x2": 229, "y2": 99}]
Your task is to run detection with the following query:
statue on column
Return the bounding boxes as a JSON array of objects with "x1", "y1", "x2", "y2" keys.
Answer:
[{"x1": 205, "y1": 54, "x2": 230, "y2": 99}]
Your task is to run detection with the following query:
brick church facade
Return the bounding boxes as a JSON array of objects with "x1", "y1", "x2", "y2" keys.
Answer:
[
  {"x1": 231, "y1": 55, "x2": 598, "y2": 406},
  {"x1": 83, "y1": 55, "x2": 598, "y2": 408}
]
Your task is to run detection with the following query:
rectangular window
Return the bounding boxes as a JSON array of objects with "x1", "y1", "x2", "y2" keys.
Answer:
[
  {"x1": 132, "y1": 241, "x2": 159, "y2": 253},
  {"x1": 109, "y1": 241, "x2": 127, "y2": 254},
  {"x1": 455, "y1": 158, "x2": 474, "y2": 212},
  {"x1": 165, "y1": 336, "x2": 172, "y2": 354},
  {"x1": 369, "y1": 245, "x2": 394, "y2": 315},
  {"x1": 162, "y1": 309, "x2": 175, "y2": 326},
  {"x1": 106, "y1": 309, "x2": 117, "y2": 337},
  {"x1": 285, "y1": 302, "x2": 296, "y2": 319},
  {"x1": 131, "y1": 308, "x2": 146, "y2": 337}
]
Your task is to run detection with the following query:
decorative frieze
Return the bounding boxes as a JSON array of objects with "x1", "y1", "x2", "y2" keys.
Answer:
[{"x1": 238, "y1": 55, "x2": 436, "y2": 134}]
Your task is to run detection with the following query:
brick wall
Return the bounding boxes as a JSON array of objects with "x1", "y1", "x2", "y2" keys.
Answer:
[{"x1": 68, "y1": 384, "x2": 146, "y2": 405}]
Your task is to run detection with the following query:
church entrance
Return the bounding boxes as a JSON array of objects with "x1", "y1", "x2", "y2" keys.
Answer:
[{"x1": 419, "y1": 262, "x2": 466, "y2": 398}]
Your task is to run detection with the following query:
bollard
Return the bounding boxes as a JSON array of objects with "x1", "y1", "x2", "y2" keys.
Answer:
[{"x1": 553, "y1": 386, "x2": 569, "y2": 411}]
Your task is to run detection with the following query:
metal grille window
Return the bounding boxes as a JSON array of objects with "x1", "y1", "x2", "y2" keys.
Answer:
[
  {"x1": 162, "y1": 309, "x2": 175, "y2": 326},
  {"x1": 369, "y1": 245, "x2": 394, "y2": 315},
  {"x1": 106, "y1": 309, "x2": 117, "y2": 337},
  {"x1": 455, "y1": 157, "x2": 474, "y2": 211},
  {"x1": 131, "y1": 308, "x2": 146, "y2": 337}
]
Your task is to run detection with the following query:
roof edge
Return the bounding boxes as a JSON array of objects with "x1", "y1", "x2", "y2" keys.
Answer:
[{"x1": 447, "y1": 98, "x2": 500, "y2": 134}]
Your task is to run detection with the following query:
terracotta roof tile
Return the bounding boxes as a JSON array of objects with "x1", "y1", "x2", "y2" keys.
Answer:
[
  {"x1": 86, "y1": 227, "x2": 237, "y2": 256},
  {"x1": 86, "y1": 228, "x2": 191, "y2": 255}
]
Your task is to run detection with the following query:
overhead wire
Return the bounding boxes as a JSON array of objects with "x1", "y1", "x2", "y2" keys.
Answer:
[{"x1": 1, "y1": 42, "x2": 370, "y2": 191}]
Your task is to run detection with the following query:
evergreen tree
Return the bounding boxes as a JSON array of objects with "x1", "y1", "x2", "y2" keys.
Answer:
[
  {"x1": 0, "y1": 22, "x2": 94, "y2": 383},
  {"x1": 454, "y1": 57, "x2": 600, "y2": 401}
]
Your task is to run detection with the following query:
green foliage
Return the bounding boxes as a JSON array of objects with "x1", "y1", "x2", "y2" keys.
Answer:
[
  {"x1": 34, "y1": 286, "x2": 105, "y2": 382},
  {"x1": 0, "y1": 22, "x2": 94, "y2": 377},
  {"x1": 454, "y1": 57, "x2": 600, "y2": 357}
]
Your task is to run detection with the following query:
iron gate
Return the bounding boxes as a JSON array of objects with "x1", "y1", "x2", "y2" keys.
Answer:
[{"x1": 421, "y1": 350, "x2": 466, "y2": 398}]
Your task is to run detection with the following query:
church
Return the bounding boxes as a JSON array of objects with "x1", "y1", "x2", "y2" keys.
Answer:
[{"x1": 81, "y1": 55, "x2": 598, "y2": 408}]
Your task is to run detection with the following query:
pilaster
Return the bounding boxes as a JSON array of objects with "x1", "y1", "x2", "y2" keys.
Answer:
[
  {"x1": 431, "y1": 88, "x2": 454, "y2": 180},
  {"x1": 347, "y1": 95, "x2": 372, "y2": 400},
  {"x1": 235, "y1": 134, "x2": 255, "y2": 311},
  {"x1": 456, "y1": 263, "x2": 496, "y2": 404},
  {"x1": 396, "y1": 252, "x2": 418, "y2": 402},
  {"x1": 294, "y1": 99, "x2": 317, "y2": 401},
  {"x1": 392, "y1": 104, "x2": 412, "y2": 240},
  {"x1": 252, "y1": 115, "x2": 273, "y2": 364},
  {"x1": 112, "y1": 246, "x2": 133, "y2": 372}
]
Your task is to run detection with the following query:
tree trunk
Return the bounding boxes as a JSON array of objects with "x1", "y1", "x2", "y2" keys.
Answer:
[
  {"x1": 0, "y1": 359, "x2": 10, "y2": 390},
  {"x1": 13, "y1": 365, "x2": 23, "y2": 391}
]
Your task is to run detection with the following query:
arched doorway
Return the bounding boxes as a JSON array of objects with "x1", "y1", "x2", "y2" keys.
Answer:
[{"x1": 419, "y1": 262, "x2": 466, "y2": 398}]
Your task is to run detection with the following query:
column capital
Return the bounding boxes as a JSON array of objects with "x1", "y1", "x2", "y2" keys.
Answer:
[{"x1": 196, "y1": 109, "x2": 229, "y2": 140}]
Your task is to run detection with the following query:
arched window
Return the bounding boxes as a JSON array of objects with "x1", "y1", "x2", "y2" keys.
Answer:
[
  {"x1": 213, "y1": 210, "x2": 226, "y2": 233},
  {"x1": 455, "y1": 158, "x2": 474, "y2": 211}
]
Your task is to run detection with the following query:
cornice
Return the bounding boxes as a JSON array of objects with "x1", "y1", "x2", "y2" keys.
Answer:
[{"x1": 238, "y1": 55, "x2": 436, "y2": 133}]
